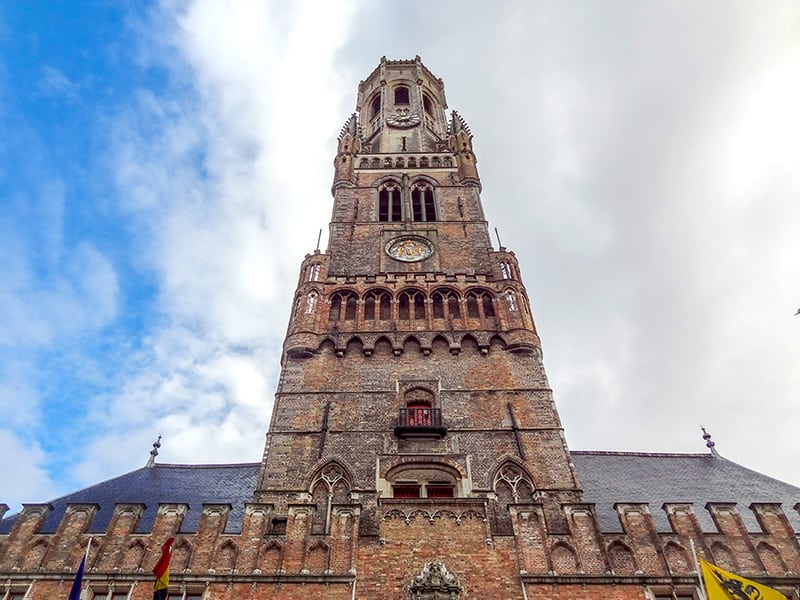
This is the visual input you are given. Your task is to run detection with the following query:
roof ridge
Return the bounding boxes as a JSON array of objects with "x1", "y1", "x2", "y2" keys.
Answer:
[
  {"x1": 571, "y1": 450, "x2": 711, "y2": 458},
  {"x1": 154, "y1": 462, "x2": 260, "y2": 469}
]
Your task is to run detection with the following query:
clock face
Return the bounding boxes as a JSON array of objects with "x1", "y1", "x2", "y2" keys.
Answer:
[
  {"x1": 386, "y1": 110, "x2": 421, "y2": 129},
  {"x1": 385, "y1": 236, "x2": 434, "y2": 262}
]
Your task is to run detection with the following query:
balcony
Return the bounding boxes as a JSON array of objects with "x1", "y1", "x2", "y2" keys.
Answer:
[{"x1": 394, "y1": 407, "x2": 446, "y2": 439}]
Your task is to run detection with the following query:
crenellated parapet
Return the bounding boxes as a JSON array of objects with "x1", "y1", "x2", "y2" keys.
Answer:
[{"x1": 2, "y1": 488, "x2": 800, "y2": 597}]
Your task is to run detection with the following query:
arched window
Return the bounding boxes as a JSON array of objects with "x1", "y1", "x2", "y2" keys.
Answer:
[
  {"x1": 482, "y1": 293, "x2": 496, "y2": 317},
  {"x1": 345, "y1": 295, "x2": 357, "y2": 320},
  {"x1": 448, "y1": 294, "x2": 461, "y2": 318},
  {"x1": 399, "y1": 291, "x2": 424, "y2": 320},
  {"x1": 394, "y1": 86, "x2": 409, "y2": 105},
  {"x1": 378, "y1": 182, "x2": 402, "y2": 222},
  {"x1": 370, "y1": 93, "x2": 381, "y2": 118},
  {"x1": 329, "y1": 295, "x2": 341, "y2": 322},
  {"x1": 329, "y1": 292, "x2": 356, "y2": 321},
  {"x1": 414, "y1": 293, "x2": 426, "y2": 320},
  {"x1": 387, "y1": 463, "x2": 459, "y2": 499},
  {"x1": 466, "y1": 293, "x2": 479, "y2": 318},
  {"x1": 306, "y1": 292, "x2": 317, "y2": 314},
  {"x1": 423, "y1": 93, "x2": 434, "y2": 114},
  {"x1": 506, "y1": 290, "x2": 518, "y2": 312},
  {"x1": 398, "y1": 293, "x2": 410, "y2": 320},
  {"x1": 379, "y1": 293, "x2": 392, "y2": 320},
  {"x1": 309, "y1": 463, "x2": 351, "y2": 535},
  {"x1": 307, "y1": 263, "x2": 321, "y2": 281},
  {"x1": 364, "y1": 295, "x2": 375, "y2": 320},
  {"x1": 411, "y1": 183, "x2": 436, "y2": 222},
  {"x1": 432, "y1": 289, "x2": 460, "y2": 319},
  {"x1": 499, "y1": 261, "x2": 513, "y2": 280}
]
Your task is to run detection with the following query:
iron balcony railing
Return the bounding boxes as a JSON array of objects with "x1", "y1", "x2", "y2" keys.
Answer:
[{"x1": 395, "y1": 408, "x2": 446, "y2": 438}]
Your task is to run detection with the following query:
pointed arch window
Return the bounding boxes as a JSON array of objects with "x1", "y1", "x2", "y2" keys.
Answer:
[
  {"x1": 364, "y1": 295, "x2": 375, "y2": 320},
  {"x1": 411, "y1": 183, "x2": 437, "y2": 222},
  {"x1": 432, "y1": 293, "x2": 444, "y2": 319},
  {"x1": 432, "y1": 289, "x2": 460, "y2": 320},
  {"x1": 309, "y1": 463, "x2": 351, "y2": 534},
  {"x1": 306, "y1": 292, "x2": 317, "y2": 314},
  {"x1": 506, "y1": 290, "x2": 518, "y2": 312},
  {"x1": 329, "y1": 295, "x2": 341, "y2": 322},
  {"x1": 414, "y1": 293, "x2": 426, "y2": 319},
  {"x1": 378, "y1": 182, "x2": 402, "y2": 222},
  {"x1": 466, "y1": 293, "x2": 480, "y2": 318},
  {"x1": 499, "y1": 261, "x2": 513, "y2": 280},
  {"x1": 307, "y1": 263, "x2": 321, "y2": 281},
  {"x1": 329, "y1": 292, "x2": 356, "y2": 322},
  {"x1": 448, "y1": 294, "x2": 461, "y2": 318},
  {"x1": 345, "y1": 295, "x2": 357, "y2": 320},
  {"x1": 398, "y1": 291, "x2": 425, "y2": 320},
  {"x1": 398, "y1": 293, "x2": 410, "y2": 320},
  {"x1": 482, "y1": 293, "x2": 496, "y2": 317},
  {"x1": 379, "y1": 293, "x2": 392, "y2": 320}
]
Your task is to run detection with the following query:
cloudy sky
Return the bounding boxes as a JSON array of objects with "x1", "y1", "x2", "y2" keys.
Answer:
[{"x1": 1, "y1": 1, "x2": 798, "y2": 512}]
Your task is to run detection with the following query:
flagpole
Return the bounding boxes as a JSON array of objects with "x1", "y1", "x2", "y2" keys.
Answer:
[{"x1": 690, "y1": 538, "x2": 708, "y2": 600}]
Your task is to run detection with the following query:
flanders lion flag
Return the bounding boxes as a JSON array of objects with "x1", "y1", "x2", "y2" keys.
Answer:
[
  {"x1": 700, "y1": 557, "x2": 786, "y2": 599},
  {"x1": 152, "y1": 537, "x2": 174, "y2": 600}
]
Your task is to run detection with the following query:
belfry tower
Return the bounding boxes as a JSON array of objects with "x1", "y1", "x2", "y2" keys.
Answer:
[
  {"x1": 255, "y1": 55, "x2": 583, "y2": 596},
  {"x1": 3, "y1": 55, "x2": 800, "y2": 600}
]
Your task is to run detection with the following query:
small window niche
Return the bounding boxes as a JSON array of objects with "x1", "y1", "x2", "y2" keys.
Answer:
[
  {"x1": 423, "y1": 93, "x2": 434, "y2": 114},
  {"x1": 394, "y1": 85, "x2": 410, "y2": 105},
  {"x1": 370, "y1": 93, "x2": 381, "y2": 118}
]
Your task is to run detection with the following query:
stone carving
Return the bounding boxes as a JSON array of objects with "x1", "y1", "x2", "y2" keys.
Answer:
[{"x1": 408, "y1": 561, "x2": 462, "y2": 599}]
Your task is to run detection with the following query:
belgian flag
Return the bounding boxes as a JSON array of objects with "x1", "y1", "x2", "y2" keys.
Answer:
[
  {"x1": 152, "y1": 537, "x2": 174, "y2": 600},
  {"x1": 700, "y1": 557, "x2": 787, "y2": 599}
]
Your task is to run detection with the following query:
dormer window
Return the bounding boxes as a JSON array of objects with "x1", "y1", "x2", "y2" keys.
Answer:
[{"x1": 394, "y1": 86, "x2": 410, "y2": 105}]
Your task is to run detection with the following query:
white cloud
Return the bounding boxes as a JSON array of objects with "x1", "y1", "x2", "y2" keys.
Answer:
[
  {"x1": 70, "y1": 0, "x2": 359, "y2": 483},
  {"x1": 0, "y1": 430, "x2": 56, "y2": 511}
]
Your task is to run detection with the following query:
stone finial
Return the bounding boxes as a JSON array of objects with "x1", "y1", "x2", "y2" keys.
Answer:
[
  {"x1": 701, "y1": 426, "x2": 720, "y2": 457},
  {"x1": 146, "y1": 435, "x2": 162, "y2": 468}
]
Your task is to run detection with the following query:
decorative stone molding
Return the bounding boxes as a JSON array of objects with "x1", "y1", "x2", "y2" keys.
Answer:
[
  {"x1": 114, "y1": 503, "x2": 146, "y2": 518},
  {"x1": 244, "y1": 504, "x2": 272, "y2": 517},
  {"x1": 383, "y1": 508, "x2": 485, "y2": 526},
  {"x1": 156, "y1": 503, "x2": 189, "y2": 518},
  {"x1": 201, "y1": 504, "x2": 232, "y2": 517},
  {"x1": 408, "y1": 561, "x2": 462, "y2": 599}
]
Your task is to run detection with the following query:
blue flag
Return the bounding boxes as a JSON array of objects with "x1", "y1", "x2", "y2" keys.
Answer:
[{"x1": 67, "y1": 555, "x2": 86, "y2": 600}]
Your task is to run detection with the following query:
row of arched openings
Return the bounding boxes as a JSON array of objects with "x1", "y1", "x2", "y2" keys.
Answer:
[{"x1": 325, "y1": 288, "x2": 504, "y2": 323}]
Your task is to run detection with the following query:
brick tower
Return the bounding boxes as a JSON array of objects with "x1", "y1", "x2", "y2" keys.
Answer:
[
  {"x1": 254, "y1": 55, "x2": 582, "y2": 597},
  {"x1": 3, "y1": 55, "x2": 800, "y2": 600}
]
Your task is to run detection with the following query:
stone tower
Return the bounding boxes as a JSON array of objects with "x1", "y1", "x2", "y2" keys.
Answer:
[{"x1": 254, "y1": 55, "x2": 583, "y2": 596}]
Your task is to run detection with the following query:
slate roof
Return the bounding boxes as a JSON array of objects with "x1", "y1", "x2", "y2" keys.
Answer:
[
  {"x1": 2, "y1": 452, "x2": 799, "y2": 535},
  {"x1": 0, "y1": 463, "x2": 259, "y2": 535},
  {"x1": 572, "y1": 451, "x2": 800, "y2": 533}
]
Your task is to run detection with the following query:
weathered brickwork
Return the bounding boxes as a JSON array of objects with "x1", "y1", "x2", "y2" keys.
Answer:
[{"x1": 3, "y1": 56, "x2": 800, "y2": 599}]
